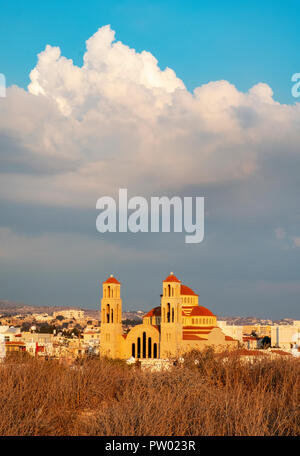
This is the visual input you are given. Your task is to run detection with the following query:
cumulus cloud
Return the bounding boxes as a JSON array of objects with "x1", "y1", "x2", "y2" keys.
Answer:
[{"x1": 1, "y1": 25, "x2": 300, "y2": 208}]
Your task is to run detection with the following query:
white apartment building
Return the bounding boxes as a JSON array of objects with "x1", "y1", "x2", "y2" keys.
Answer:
[
  {"x1": 0, "y1": 326, "x2": 21, "y2": 341},
  {"x1": 0, "y1": 334, "x2": 5, "y2": 360},
  {"x1": 217, "y1": 321, "x2": 243, "y2": 342},
  {"x1": 21, "y1": 332, "x2": 54, "y2": 356},
  {"x1": 271, "y1": 324, "x2": 300, "y2": 349},
  {"x1": 53, "y1": 309, "x2": 85, "y2": 320},
  {"x1": 32, "y1": 313, "x2": 52, "y2": 322}
]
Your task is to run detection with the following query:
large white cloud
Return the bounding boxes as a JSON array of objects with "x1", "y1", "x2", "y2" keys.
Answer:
[{"x1": 1, "y1": 25, "x2": 300, "y2": 208}]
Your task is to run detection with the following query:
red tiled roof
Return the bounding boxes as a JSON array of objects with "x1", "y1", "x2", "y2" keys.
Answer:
[
  {"x1": 163, "y1": 273, "x2": 181, "y2": 283},
  {"x1": 143, "y1": 306, "x2": 215, "y2": 319},
  {"x1": 243, "y1": 336, "x2": 257, "y2": 341},
  {"x1": 225, "y1": 335, "x2": 236, "y2": 341},
  {"x1": 144, "y1": 306, "x2": 161, "y2": 318},
  {"x1": 237, "y1": 349, "x2": 265, "y2": 356},
  {"x1": 183, "y1": 306, "x2": 215, "y2": 317},
  {"x1": 5, "y1": 341, "x2": 25, "y2": 346},
  {"x1": 183, "y1": 325, "x2": 215, "y2": 330},
  {"x1": 180, "y1": 284, "x2": 198, "y2": 296},
  {"x1": 270, "y1": 350, "x2": 291, "y2": 356},
  {"x1": 103, "y1": 275, "x2": 120, "y2": 284}
]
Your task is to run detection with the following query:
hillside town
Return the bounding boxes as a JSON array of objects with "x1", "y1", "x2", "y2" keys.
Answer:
[{"x1": 0, "y1": 300, "x2": 299, "y2": 363}]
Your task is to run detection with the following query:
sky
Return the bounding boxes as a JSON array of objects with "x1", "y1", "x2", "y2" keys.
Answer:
[{"x1": 0, "y1": 1, "x2": 300, "y2": 318}]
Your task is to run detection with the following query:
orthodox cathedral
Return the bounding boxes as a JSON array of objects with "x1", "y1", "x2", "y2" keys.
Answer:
[{"x1": 100, "y1": 272, "x2": 237, "y2": 360}]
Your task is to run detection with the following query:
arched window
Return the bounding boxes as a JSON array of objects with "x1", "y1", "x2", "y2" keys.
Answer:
[
  {"x1": 172, "y1": 308, "x2": 174, "y2": 322},
  {"x1": 106, "y1": 304, "x2": 110, "y2": 323},
  {"x1": 111, "y1": 309, "x2": 114, "y2": 323},
  {"x1": 132, "y1": 343, "x2": 135, "y2": 358},
  {"x1": 167, "y1": 303, "x2": 170, "y2": 323},
  {"x1": 148, "y1": 337, "x2": 152, "y2": 358},
  {"x1": 168, "y1": 284, "x2": 171, "y2": 297},
  {"x1": 142, "y1": 332, "x2": 146, "y2": 358},
  {"x1": 153, "y1": 343, "x2": 157, "y2": 358},
  {"x1": 108, "y1": 286, "x2": 110, "y2": 298},
  {"x1": 137, "y1": 337, "x2": 141, "y2": 359}
]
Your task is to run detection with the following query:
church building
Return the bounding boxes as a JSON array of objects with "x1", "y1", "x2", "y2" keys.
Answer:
[{"x1": 100, "y1": 272, "x2": 237, "y2": 360}]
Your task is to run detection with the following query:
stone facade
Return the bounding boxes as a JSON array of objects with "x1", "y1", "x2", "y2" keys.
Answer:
[{"x1": 100, "y1": 272, "x2": 238, "y2": 360}]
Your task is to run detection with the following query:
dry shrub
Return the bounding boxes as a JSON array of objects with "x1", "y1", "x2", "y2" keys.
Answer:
[{"x1": 0, "y1": 349, "x2": 299, "y2": 436}]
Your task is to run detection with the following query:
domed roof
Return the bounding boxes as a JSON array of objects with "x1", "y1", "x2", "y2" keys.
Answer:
[
  {"x1": 163, "y1": 272, "x2": 181, "y2": 283},
  {"x1": 144, "y1": 306, "x2": 161, "y2": 318},
  {"x1": 103, "y1": 274, "x2": 120, "y2": 284},
  {"x1": 189, "y1": 306, "x2": 215, "y2": 317},
  {"x1": 180, "y1": 284, "x2": 198, "y2": 296}
]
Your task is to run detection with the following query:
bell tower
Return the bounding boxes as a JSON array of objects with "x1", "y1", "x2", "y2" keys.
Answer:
[
  {"x1": 160, "y1": 272, "x2": 183, "y2": 358},
  {"x1": 100, "y1": 274, "x2": 123, "y2": 359}
]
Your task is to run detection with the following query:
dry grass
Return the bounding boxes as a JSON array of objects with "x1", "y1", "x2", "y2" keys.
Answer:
[{"x1": 0, "y1": 349, "x2": 299, "y2": 436}]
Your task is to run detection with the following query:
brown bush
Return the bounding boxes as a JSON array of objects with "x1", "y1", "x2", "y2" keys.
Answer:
[{"x1": 0, "y1": 350, "x2": 299, "y2": 436}]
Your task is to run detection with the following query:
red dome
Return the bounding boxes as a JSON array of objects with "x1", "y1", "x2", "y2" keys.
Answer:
[
  {"x1": 180, "y1": 284, "x2": 198, "y2": 296},
  {"x1": 103, "y1": 275, "x2": 120, "y2": 284},
  {"x1": 189, "y1": 306, "x2": 215, "y2": 317},
  {"x1": 144, "y1": 306, "x2": 161, "y2": 318},
  {"x1": 163, "y1": 272, "x2": 180, "y2": 283}
]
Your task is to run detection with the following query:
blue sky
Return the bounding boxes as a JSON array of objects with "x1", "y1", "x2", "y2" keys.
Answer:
[
  {"x1": 1, "y1": 0, "x2": 299, "y2": 102},
  {"x1": 0, "y1": 1, "x2": 300, "y2": 319}
]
